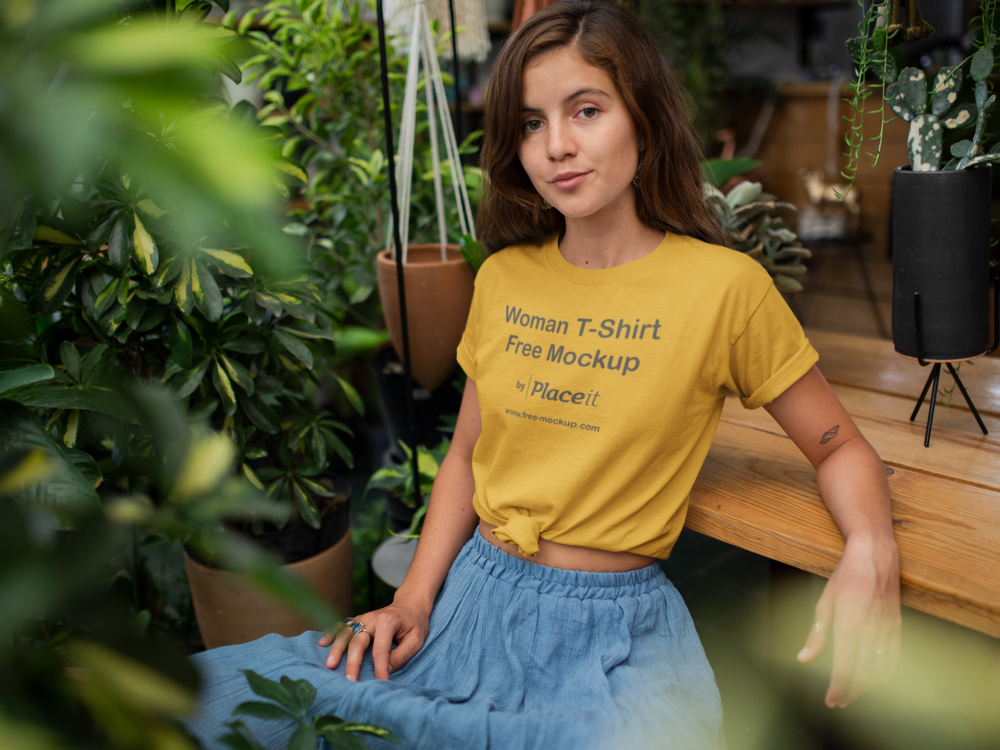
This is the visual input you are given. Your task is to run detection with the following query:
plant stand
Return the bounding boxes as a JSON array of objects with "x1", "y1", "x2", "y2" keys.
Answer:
[{"x1": 907, "y1": 286, "x2": 999, "y2": 447}]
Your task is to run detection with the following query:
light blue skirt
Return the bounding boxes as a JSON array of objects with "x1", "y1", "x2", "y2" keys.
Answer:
[{"x1": 185, "y1": 528, "x2": 725, "y2": 749}]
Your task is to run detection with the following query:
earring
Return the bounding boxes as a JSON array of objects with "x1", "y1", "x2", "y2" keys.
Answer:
[
  {"x1": 541, "y1": 201, "x2": 552, "y2": 210},
  {"x1": 633, "y1": 151, "x2": 644, "y2": 190}
]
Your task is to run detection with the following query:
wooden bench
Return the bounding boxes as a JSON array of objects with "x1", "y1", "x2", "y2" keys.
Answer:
[{"x1": 689, "y1": 328, "x2": 1000, "y2": 638}]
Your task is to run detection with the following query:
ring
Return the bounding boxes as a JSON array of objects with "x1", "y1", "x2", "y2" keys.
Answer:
[
  {"x1": 341, "y1": 617, "x2": 355, "y2": 627},
  {"x1": 351, "y1": 621, "x2": 372, "y2": 638}
]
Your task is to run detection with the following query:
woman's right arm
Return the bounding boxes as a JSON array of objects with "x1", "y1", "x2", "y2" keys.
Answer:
[{"x1": 320, "y1": 378, "x2": 482, "y2": 681}]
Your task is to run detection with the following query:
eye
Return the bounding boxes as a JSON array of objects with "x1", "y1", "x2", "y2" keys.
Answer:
[
  {"x1": 579, "y1": 106, "x2": 599, "y2": 119},
  {"x1": 523, "y1": 119, "x2": 543, "y2": 133}
]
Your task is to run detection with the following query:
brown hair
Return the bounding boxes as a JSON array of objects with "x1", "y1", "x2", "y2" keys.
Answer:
[{"x1": 477, "y1": 0, "x2": 726, "y2": 254}]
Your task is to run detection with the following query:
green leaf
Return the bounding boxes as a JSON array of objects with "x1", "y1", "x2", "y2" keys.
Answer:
[
  {"x1": 38, "y1": 258, "x2": 81, "y2": 314},
  {"x1": 237, "y1": 393, "x2": 279, "y2": 434},
  {"x1": 274, "y1": 328, "x2": 313, "y2": 369},
  {"x1": 338, "y1": 722, "x2": 400, "y2": 741},
  {"x1": 280, "y1": 676, "x2": 317, "y2": 713},
  {"x1": 80, "y1": 345, "x2": 108, "y2": 382},
  {"x1": 951, "y1": 139, "x2": 973, "y2": 158},
  {"x1": 191, "y1": 258, "x2": 224, "y2": 321},
  {"x1": 897, "y1": 67, "x2": 928, "y2": 116},
  {"x1": 86, "y1": 210, "x2": 117, "y2": 253},
  {"x1": 60, "y1": 342, "x2": 81, "y2": 381},
  {"x1": 240, "y1": 670, "x2": 299, "y2": 713},
  {"x1": 232, "y1": 701, "x2": 298, "y2": 723},
  {"x1": 16, "y1": 385, "x2": 137, "y2": 420},
  {"x1": 61, "y1": 447, "x2": 103, "y2": 489},
  {"x1": 972, "y1": 47, "x2": 994, "y2": 82},
  {"x1": 298, "y1": 476, "x2": 336, "y2": 498},
  {"x1": 323, "y1": 430, "x2": 353, "y2": 469},
  {"x1": 219, "y1": 354, "x2": 254, "y2": 395},
  {"x1": 172, "y1": 359, "x2": 211, "y2": 398},
  {"x1": 200, "y1": 247, "x2": 253, "y2": 278},
  {"x1": 132, "y1": 212, "x2": 159, "y2": 274},
  {"x1": 701, "y1": 157, "x2": 761, "y2": 188},
  {"x1": 169, "y1": 318, "x2": 194, "y2": 369},
  {"x1": 316, "y1": 726, "x2": 379, "y2": 750},
  {"x1": 288, "y1": 724, "x2": 317, "y2": 750},
  {"x1": 223, "y1": 333, "x2": 268, "y2": 354},
  {"x1": 0, "y1": 401, "x2": 100, "y2": 526},
  {"x1": 0, "y1": 365, "x2": 55, "y2": 399},
  {"x1": 175, "y1": 258, "x2": 195, "y2": 315},
  {"x1": 107, "y1": 215, "x2": 130, "y2": 270},
  {"x1": 213, "y1": 360, "x2": 237, "y2": 416},
  {"x1": 333, "y1": 374, "x2": 363, "y2": 415},
  {"x1": 293, "y1": 480, "x2": 321, "y2": 529},
  {"x1": 126, "y1": 295, "x2": 147, "y2": 329},
  {"x1": 943, "y1": 103, "x2": 977, "y2": 129}
]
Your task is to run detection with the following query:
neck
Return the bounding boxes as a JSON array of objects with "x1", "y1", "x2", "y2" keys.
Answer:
[{"x1": 559, "y1": 188, "x2": 664, "y2": 269}]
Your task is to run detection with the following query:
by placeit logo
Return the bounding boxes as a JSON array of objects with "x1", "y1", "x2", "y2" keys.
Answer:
[{"x1": 516, "y1": 376, "x2": 599, "y2": 406}]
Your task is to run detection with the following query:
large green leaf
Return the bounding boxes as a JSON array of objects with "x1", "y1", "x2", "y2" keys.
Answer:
[
  {"x1": 0, "y1": 401, "x2": 100, "y2": 526},
  {"x1": 200, "y1": 247, "x2": 253, "y2": 278},
  {"x1": 191, "y1": 257, "x2": 223, "y2": 321},
  {"x1": 107, "y1": 214, "x2": 130, "y2": 270},
  {"x1": 38, "y1": 257, "x2": 81, "y2": 314},
  {"x1": 237, "y1": 393, "x2": 279, "y2": 434},
  {"x1": 168, "y1": 318, "x2": 194, "y2": 369},
  {"x1": 273, "y1": 328, "x2": 313, "y2": 369},
  {"x1": 701, "y1": 158, "x2": 761, "y2": 188},
  {"x1": 232, "y1": 701, "x2": 297, "y2": 723},
  {"x1": 172, "y1": 359, "x2": 211, "y2": 398},
  {"x1": 239, "y1": 670, "x2": 299, "y2": 713},
  {"x1": 280, "y1": 676, "x2": 316, "y2": 713},
  {"x1": 0, "y1": 364, "x2": 55, "y2": 399},
  {"x1": 288, "y1": 724, "x2": 317, "y2": 750},
  {"x1": 16, "y1": 384, "x2": 137, "y2": 420}
]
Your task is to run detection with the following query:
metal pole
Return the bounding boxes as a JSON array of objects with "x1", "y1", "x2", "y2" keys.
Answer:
[
  {"x1": 447, "y1": 0, "x2": 462, "y2": 142},
  {"x1": 376, "y1": 0, "x2": 422, "y2": 508}
]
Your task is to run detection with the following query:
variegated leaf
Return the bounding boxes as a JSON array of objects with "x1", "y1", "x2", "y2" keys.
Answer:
[
  {"x1": 199, "y1": 248, "x2": 253, "y2": 279},
  {"x1": 38, "y1": 258, "x2": 81, "y2": 314},
  {"x1": 132, "y1": 212, "x2": 158, "y2": 274},
  {"x1": 191, "y1": 258, "x2": 223, "y2": 321},
  {"x1": 907, "y1": 115, "x2": 943, "y2": 172},
  {"x1": 212, "y1": 360, "x2": 237, "y2": 416}
]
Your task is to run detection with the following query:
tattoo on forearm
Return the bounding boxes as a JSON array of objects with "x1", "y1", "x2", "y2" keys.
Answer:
[{"x1": 819, "y1": 425, "x2": 840, "y2": 445}]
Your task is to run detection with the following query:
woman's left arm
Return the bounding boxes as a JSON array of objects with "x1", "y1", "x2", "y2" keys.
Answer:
[{"x1": 763, "y1": 364, "x2": 901, "y2": 709}]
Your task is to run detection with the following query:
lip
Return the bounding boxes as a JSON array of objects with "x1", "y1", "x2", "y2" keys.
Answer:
[{"x1": 550, "y1": 171, "x2": 590, "y2": 190}]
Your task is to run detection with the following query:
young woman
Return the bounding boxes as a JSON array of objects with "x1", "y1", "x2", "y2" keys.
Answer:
[{"x1": 187, "y1": 2, "x2": 901, "y2": 747}]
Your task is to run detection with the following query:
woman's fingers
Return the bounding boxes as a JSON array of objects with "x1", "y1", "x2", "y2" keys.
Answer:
[
  {"x1": 344, "y1": 624, "x2": 373, "y2": 681},
  {"x1": 371, "y1": 616, "x2": 398, "y2": 681},
  {"x1": 798, "y1": 588, "x2": 834, "y2": 663},
  {"x1": 826, "y1": 614, "x2": 860, "y2": 708},
  {"x1": 323, "y1": 614, "x2": 369, "y2": 670}
]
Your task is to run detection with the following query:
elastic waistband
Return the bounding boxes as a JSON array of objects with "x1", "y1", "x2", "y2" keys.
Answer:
[{"x1": 461, "y1": 527, "x2": 667, "y2": 600}]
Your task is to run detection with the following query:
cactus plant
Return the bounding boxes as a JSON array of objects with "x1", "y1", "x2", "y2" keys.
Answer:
[
  {"x1": 705, "y1": 181, "x2": 812, "y2": 293},
  {"x1": 884, "y1": 57, "x2": 997, "y2": 172}
]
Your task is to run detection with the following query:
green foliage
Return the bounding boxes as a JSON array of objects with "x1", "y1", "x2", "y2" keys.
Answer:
[
  {"x1": 233, "y1": 0, "x2": 483, "y2": 328},
  {"x1": 702, "y1": 158, "x2": 762, "y2": 189},
  {"x1": 366, "y1": 438, "x2": 449, "y2": 537},
  {"x1": 844, "y1": 0, "x2": 1000, "y2": 182},
  {"x1": 219, "y1": 669, "x2": 400, "y2": 750},
  {"x1": 706, "y1": 181, "x2": 810, "y2": 293}
]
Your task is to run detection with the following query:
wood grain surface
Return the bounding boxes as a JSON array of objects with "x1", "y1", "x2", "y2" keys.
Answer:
[{"x1": 687, "y1": 329, "x2": 1000, "y2": 638}]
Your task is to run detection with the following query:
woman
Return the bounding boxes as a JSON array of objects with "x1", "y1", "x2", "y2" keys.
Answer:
[{"x1": 187, "y1": 2, "x2": 901, "y2": 748}]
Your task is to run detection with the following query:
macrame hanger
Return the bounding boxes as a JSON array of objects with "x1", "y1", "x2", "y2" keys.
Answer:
[{"x1": 389, "y1": 0, "x2": 477, "y2": 264}]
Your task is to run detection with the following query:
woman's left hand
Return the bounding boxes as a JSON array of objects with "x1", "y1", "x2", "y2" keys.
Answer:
[{"x1": 796, "y1": 534, "x2": 901, "y2": 708}]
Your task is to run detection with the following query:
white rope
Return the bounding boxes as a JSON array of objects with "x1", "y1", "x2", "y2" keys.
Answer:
[
  {"x1": 421, "y1": 7, "x2": 447, "y2": 260},
  {"x1": 421, "y1": 7, "x2": 475, "y2": 240},
  {"x1": 390, "y1": 0, "x2": 478, "y2": 264}
]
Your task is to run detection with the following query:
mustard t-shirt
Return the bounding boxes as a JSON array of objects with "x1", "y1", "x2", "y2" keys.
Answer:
[{"x1": 456, "y1": 232, "x2": 818, "y2": 559}]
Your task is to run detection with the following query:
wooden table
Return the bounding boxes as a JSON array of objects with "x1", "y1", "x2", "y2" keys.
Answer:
[{"x1": 688, "y1": 328, "x2": 1000, "y2": 638}]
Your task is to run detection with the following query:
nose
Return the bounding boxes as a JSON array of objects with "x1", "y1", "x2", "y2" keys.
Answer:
[{"x1": 546, "y1": 119, "x2": 577, "y2": 161}]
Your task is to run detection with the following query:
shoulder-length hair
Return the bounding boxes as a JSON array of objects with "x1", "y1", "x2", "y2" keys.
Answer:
[{"x1": 477, "y1": 0, "x2": 726, "y2": 254}]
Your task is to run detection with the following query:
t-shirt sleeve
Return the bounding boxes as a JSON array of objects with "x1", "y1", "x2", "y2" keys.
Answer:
[
  {"x1": 456, "y1": 275, "x2": 482, "y2": 381},
  {"x1": 724, "y1": 282, "x2": 819, "y2": 410}
]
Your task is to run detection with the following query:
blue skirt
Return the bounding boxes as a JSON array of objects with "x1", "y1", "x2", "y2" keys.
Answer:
[{"x1": 185, "y1": 528, "x2": 725, "y2": 749}]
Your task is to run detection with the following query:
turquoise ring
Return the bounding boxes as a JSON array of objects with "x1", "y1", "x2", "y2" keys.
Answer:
[{"x1": 351, "y1": 621, "x2": 372, "y2": 638}]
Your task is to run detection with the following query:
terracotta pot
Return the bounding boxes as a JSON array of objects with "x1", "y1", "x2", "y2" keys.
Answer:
[
  {"x1": 377, "y1": 244, "x2": 474, "y2": 391},
  {"x1": 184, "y1": 528, "x2": 353, "y2": 650}
]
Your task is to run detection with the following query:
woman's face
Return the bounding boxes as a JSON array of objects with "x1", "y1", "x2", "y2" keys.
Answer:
[{"x1": 517, "y1": 46, "x2": 640, "y2": 221}]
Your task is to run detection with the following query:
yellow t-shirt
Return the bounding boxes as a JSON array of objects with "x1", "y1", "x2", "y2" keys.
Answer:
[{"x1": 456, "y1": 232, "x2": 818, "y2": 559}]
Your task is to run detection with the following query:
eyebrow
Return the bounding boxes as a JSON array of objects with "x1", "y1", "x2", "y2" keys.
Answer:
[{"x1": 521, "y1": 87, "x2": 611, "y2": 113}]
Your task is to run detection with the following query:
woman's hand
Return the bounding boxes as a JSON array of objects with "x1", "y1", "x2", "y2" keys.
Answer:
[
  {"x1": 797, "y1": 534, "x2": 901, "y2": 708},
  {"x1": 319, "y1": 594, "x2": 431, "y2": 681}
]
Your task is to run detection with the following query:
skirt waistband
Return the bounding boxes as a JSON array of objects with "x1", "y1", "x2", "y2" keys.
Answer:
[{"x1": 462, "y1": 527, "x2": 667, "y2": 600}]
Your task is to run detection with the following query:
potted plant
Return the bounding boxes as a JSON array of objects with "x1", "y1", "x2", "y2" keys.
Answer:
[
  {"x1": 1, "y1": 6, "x2": 368, "y2": 648},
  {"x1": 844, "y1": 1, "x2": 1000, "y2": 362}
]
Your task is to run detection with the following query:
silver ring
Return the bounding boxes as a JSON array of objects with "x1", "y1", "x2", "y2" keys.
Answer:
[
  {"x1": 351, "y1": 621, "x2": 372, "y2": 638},
  {"x1": 341, "y1": 617, "x2": 355, "y2": 627}
]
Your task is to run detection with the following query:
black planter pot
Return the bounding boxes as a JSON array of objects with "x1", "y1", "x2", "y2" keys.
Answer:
[
  {"x1": 371, "y1": 346, "x2": 462, "y2": 449},
  {"x1": 187, "y1": 474, "x2": 351, "y2": 567},
  {"x1": 892, "y1": 165, "x2": 992, "y2": 360}
]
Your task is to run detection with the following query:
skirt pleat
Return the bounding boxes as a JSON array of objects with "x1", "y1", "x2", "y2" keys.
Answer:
[{"x1": 185, "y1": 529, "x2": 725, "y2": 750}]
